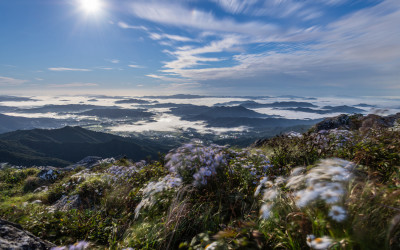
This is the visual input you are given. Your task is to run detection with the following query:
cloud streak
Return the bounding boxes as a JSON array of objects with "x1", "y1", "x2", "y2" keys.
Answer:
[
  {"x1": 133, "y1": 0, "x2": 400, "y2": 95},
  {"x1": 0, "y1": 76, "x2": 28, "y2": 86},
  {"x1": 130, "y1": 1, "x2": 278, "y2": 36},
  {"x1": 118, "y1": 21, "x2": 148, "y2": 31},
  {"x1": 47, "y1": 82, "x2": 99, "y2": 88},
  {"x1": 48, "y1": 67, "x2": 91, "y2": 72}
]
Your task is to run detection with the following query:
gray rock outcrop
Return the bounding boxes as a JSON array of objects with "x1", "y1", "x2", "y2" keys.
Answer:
[{"x1": 0, "y1": 219, "x2": 55, "y2": 250}]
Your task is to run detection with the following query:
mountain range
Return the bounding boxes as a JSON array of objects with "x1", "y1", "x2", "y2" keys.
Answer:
[{"x1": 0, "y1": 126, "x2": 169, "y2": 167}]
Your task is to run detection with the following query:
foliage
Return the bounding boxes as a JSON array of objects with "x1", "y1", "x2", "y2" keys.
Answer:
[{"x1": 0, "y1": 126, "x2": 399, "y2": 249}]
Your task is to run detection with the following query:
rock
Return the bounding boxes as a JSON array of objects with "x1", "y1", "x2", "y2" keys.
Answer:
[
  {"x1": 37, "y1": 167, "x2": 59, "y2": 181},
  {"x1": 0, "y1": 219, "x2": 55, "y2": 249},
  {"x1": 76, "y1": 156, "x2": 102, "y2": 166},
  {"x1": 33, "y1": 186, "x2": 49, "y2": 193},
  {"x1": 31, "y1": 200, "x2": 42, "y2": 205},
  {"x1": 359, "y1": 113, "x2": 400, "y2": 133},
  {"x1": 50, "y1": 195, "x2": 81, "y2": 211},
  {"x1": 311, "y1": 113, "x2": 400, "y2": 133},
  {"x1": 311, "y1": 114, "x2": 361, "y2": 132}
]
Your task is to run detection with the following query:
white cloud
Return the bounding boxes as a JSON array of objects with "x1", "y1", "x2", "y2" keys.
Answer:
[
  {"x1": 161, "y1": 34, "x2": 243, "y2": 72},
  {"x1": 48, "y1": 67, "x2": 91, "y2": 72},
  {"x1": 0, "y1": 76, "x2": 27, "y2": 86},
  {"x1": 110, "y1": 59, "x2": 120, "y2": 64},
  {"x1": 118, "y1": 21, "x2": 148, "y2": 31},
  {"x1": 35, "y1": 78, "x2": 44, "y2": 81},
  {"x1": 146, "y1": 0, "x2": 400, "y2": 94},
  {"x1": 48, "y1": 82, "x2": 99, "y2": 88},
  {"x1": 128, "y1": 64, "x2": 143, "y2": 68},
  {"x1": 211, "y1": 0, "x2": 258, "y2": 14},
  {"x1": 130, "y1": 2, "x2": 277, "y2": 36},
  {"x1": 149, "y1": 33, "x2": 193, "y2": 42}
]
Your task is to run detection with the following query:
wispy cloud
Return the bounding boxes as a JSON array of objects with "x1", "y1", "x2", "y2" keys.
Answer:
[
  {"x1": 130, "y1": 2, "x2": 278, "y2": 36},
  {"x1": 110, "y1": 59, "x2": 120, "y2": 64},
  {"x1": 149, "y1": 32, "x2": 193, "y2": 42},
  {"x1": 161, "y1": 34, "x2": 242, "y2": 72},
  {"x1": 118, "y1": 21, "x2": 148, "y2": 31},
  {"x1": 0, "y1": 76, "x2": 28, "y2": 86},
  {"x1": 210, "y1": 0, "x2": 258, "y2": 14},
  {"x1": 48, "y1": 82, "x2": 99, "y2": 88},
  {"x1": 139, "y1": 0, "x2": 399, "y2": 95},
  {"x1": 128, "y1": 64, "x2": 144, "y2": 68},
  {"x1": 48, "y1": 67, "x2": 91, "y2": 72}
]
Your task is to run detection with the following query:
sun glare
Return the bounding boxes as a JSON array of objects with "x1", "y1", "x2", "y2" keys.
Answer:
[{"x1": 79, "y1": 0, "x2": 102, "y2": 14}]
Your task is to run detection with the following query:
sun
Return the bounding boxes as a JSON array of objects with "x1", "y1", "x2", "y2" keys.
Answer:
[{"x1": 79, "y1": 0, "x2": 102, "y2": 14}]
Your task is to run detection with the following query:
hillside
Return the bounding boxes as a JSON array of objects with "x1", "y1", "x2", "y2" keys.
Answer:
[
  {"x1": 0, "y1": 114, "x2": 66, "y2": 134},
  {"x1": 0, "y1": 126, "x2": 169, "y2": 166},
  {"x1": 0, "y1": 113, "x2": 399, "y2": 249}
]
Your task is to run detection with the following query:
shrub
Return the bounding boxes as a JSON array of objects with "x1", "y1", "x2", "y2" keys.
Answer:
[{"x1": 23, "y1": 176, "x2": 44, "y2": 193}]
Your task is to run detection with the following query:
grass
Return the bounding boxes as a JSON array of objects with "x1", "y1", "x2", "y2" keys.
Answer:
[{"x1": 0, "y1": 125, "x2": 399, "y2": 249}]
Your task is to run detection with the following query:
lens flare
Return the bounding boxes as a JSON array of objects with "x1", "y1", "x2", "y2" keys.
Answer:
[{"x1": 79, "y1": 0, "x2": 102, "y2": 14}]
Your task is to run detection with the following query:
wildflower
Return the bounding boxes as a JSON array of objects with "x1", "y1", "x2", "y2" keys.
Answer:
[
  {"x1": 306, "y1": 234, "x2": 315, "y2": 248},
  {"x1": 262, "y1": 188, "x2": 278, "y2": 201},
  {"x1": 308, "y1": 236, "x2": 333, "y2": 249},
  {"x1": 286, "y1": 175, "x2": 305, "y2": 189},
  {"x1": 254, "y1": 177, "x2": 269, "y2": 197},
  {"x1": 69, "y1": 241, "x2": 89, "y2": 250},
  {"x1": 294, "y1": 188, "x2": 320, "y2": 208},
  {"x1": 320, "y1": 189, "x2": 342, "y2": 204},
  {"x1": 254, "y1": 185, "x2": 262, "y2": 197},
  {"x1": 134, "y1": 175, "x2": 182, "y2": 218},
  {"x1": 328, "y1": 205, "x2": 347, "y2": 222},
  {"x1": 205, "y1": 242, "x2": 219, "y2": 250},
  {"x1": 274, "y1": 176, "x2": 286, "y2": 185},
  {"x1": 260, "y1": 202, "x2": 273, "y2": 219}
]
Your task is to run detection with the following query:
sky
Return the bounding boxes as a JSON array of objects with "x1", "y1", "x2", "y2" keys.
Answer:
[{"x1": 0, "y1": 0, "x2": 399, "y2": 96}]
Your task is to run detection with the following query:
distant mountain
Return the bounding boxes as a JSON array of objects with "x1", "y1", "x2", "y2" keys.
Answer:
[
  {"x1": 168, "y1": 105, "x2": 321, "y2": 128},
  {"x1": 0, "y1": 105, "x2": 18, "y2": 112},
  {"x1": 79, "y1": 108, "x2": 155, "y2": 120},
  {"x1": 0, "y1": 95, "x2": 36, "y2": 102},
  {"x1": 169, "y1": 105, "x2": 270, "y2": 120},
  {"x1": 282, "y1": 105, "x2": 365, "y2": 114},
  {"x1": 0, "y1": 126, "x2": 169, "y2": 167},
  {"x1": 246, "y1": 101, "x2": 317, "y2": 108},
  {"x1": 199, "y1": 117, "x2": 320, "y2": 128},
  {"x1": 215, "y1": 101, "x2": 317, "y2": 109},
  {"x1": 321, "y1": 106, "x2": 365, "y2": 113},
  {"x1": 198, "y1": 106, "x2": 270, "y2": 118},
  {"x1": 355, "y1": 103, "x2": 376, "y2": 108},
  {"x1": 142, "y1": 94, "x2": 206, "y2": 99},
  {"x1": 115, "y1": 99, "x2": 155, "y2": 104},
  {"x1": 0, "y1": 114, "x2": 67, "y2": 134},
  {"x1": 17, "y1": 104, "x2": 116, "y2": 114}
]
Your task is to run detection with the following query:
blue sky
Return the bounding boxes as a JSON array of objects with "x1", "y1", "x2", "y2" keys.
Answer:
[{"x1": 0, "y1": 0, "x2": 399, "y2": 96}]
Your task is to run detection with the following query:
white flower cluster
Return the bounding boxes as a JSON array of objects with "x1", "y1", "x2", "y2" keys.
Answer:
[
  {"x1": 229, "y1": 149, "x2": 272, "y2": 182},
  {"x1": 288, "y1": 158, "x2": 354, "y2": 222},
  {"x1": 165, "y1": 143, "x2": 227, "y2": 187},
  {"x1": 51, "y1": 241, "x2": 89, "y2": 250},
  {"x1": 255, "y1": 158, "x2": 355, "y2": 223},
  {"x1": 134, "y1": 174, "x2": 182, "y2": 218},
  {"x1": 306, "y1": 235, "x2": 332, "y2": 250},
  {"x1": 311, "y1": 129, "x2": 353, "y2": 150},
  {"x1": 254, "y1": 176, "x2": 284, "y2": 219}
]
